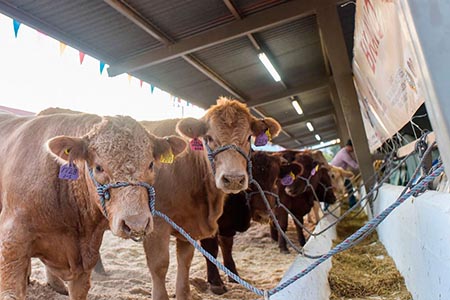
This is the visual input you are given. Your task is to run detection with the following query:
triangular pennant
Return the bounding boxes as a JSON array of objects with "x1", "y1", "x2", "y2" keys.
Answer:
[
  {"x1": 59, "y1": 42, "x2": 67, "y2": 55},
  {"x1": 13, "y1": 19, "x2": 21, "y2": 38},
  {"x1": 99, "y1": 61, "x2": 106, "y2": 74},
  {"x1": 140, "y1": 80, "x2": 143, "y2": 88},
  {"x1": 79, "y1": 51, "x2": 85, "y2": 65},
  {"x1": 150, "y1": 84, "x2": 155, "y2": 94}
]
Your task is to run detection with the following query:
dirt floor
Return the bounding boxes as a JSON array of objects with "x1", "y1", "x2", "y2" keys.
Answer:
[
  {"x1": 27, "y1": 220, "x2": 310, "y2": 300},
  {"x1": 328, "y1": 206, "x2": 412, "y2": 300}
]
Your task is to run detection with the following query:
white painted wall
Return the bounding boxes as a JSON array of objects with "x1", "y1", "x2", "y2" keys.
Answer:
[
  {"x1": 272, "y1": 210, "x2": 337, "y2": 300},
  {"x1": 375, "y1": 184, "x2": 450, "y2": 300}
]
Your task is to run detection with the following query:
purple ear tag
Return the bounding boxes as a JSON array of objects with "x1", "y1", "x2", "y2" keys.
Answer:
[
  {"x1": 255, "y1": 132, "x2": 269, "y2": 147},
  {"x1": 59, "y1": 162, "x2": 79, "y2": 180},
  {"x1": 190, "y1": 138, "x2": 204, "y2": 151},
  {"x1": 281, "y1": 172, "x2": 295, "y2": 186}
]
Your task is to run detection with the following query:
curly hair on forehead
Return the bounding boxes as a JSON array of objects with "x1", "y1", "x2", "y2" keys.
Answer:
[{"x1": 203, "y1": 97, "x2": 252, "y2": 126}]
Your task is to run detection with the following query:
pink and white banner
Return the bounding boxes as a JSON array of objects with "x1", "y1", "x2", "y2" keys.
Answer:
[{"x1": 353, "y1": 0, "x2": 424, "y2": 152}]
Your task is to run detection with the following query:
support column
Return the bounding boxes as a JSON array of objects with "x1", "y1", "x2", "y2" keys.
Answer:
[
  {"x1": 329, "y1": 78, "x2": 350, "y2": 147},
  {"x1": 315, "y1": 0, "x2": 375, "y2": 195}
]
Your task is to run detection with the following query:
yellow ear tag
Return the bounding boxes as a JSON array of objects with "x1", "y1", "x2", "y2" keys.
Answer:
[
  {"x1": 64, "y1": 148, "x2": 70, "y2": 155},
  {"x1": 289, "y1": 171, "x2": 295, "y2": 180},
  {"x1": 160, "y1": 149, "x2": 174, "y2": 164},
  {"x1": 265, "y1": 129, "x2": 272, "y2": 142},
  {"x1": 315, "y1": 165, "x2": 319, "y2": 172}
]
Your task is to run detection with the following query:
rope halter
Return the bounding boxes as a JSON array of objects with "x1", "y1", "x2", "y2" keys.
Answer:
[
  {"x1": 87, "y1": 167, "x2": 156, "y2": 220},
  {"x1": 203, "y1": 138, "x2": 253, "y2": 181}
]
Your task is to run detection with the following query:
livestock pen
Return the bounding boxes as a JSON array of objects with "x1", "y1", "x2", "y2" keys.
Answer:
[{"x1": 1, "y1": 0, "x2": 450, "y2": 299}]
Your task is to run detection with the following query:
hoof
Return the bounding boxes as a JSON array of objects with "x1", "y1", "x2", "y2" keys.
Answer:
[
  {"x1": 210, "y1": 284, "x2": 227, "y2": 295},
  {"x1": 280, "y1": 248, "x2": 290, "y2": 254},
  {"x1": 47, "y1": 279, "x2": 68, "y2": 295}
]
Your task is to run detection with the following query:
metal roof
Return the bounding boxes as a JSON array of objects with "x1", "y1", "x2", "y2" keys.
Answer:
[{"x1": 0, "y1": 0, "x2": 355, "y2": 148}]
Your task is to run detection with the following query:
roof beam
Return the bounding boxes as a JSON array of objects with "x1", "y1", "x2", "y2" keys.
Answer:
[
  {"x1": 273, "y1": 125, "x2": 337, "y2": 143},
  {"x1": 104, "y1": 0, "x2": 246, "y2": 100},
  {"x1": 247, "y1": 77, "x2": 329, "y2": 108},
  {"x1": 107, "y1": 0, "x2": 316, "y2": 76},
  {"x1": 280, "y1": 108, "x2": 335, "y2": 129}
]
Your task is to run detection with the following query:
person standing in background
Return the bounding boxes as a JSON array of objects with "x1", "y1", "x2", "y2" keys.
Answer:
[{"x1": 330, "y1": 139, "x2": 359, "y2": 207}]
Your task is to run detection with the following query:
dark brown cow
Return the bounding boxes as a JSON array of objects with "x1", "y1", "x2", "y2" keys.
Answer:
[
  {"x1": 200, "y1": 152, "x2": 302, "y2": 294},
  {"x1": 271, "y1": 151, "x2": 336, "y2": 253},
  {"x1": 0, "y1": 112, "x2": 186, "y2": 300},
  {"x1": 141, "y1": 98, "x2": 281, "y2": 300}
]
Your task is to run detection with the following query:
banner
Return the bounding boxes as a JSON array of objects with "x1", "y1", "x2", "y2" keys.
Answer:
[{"x1": 353, "y1": 0, "x2": 424, "y2": 152}]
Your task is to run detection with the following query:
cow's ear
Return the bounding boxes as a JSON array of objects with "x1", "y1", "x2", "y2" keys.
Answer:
[
  {"x1": 176, "y1": 118, "x2": 208, "y2": 139},
  {"x1": 251, "y1": 117, "x2": 281, "y2": 139},
  {"x1": 152, "y1": 135, "x2": 187, "y2": 162},
  {"x1": 46, "y1": 136, "x2": 88, "y2": 164},
  {"x1": 340, "y1": 168, "x2": 355, "y2": 179},
  {"x1": 280, "y1": 163, "x2": 303, "y2": 178}
]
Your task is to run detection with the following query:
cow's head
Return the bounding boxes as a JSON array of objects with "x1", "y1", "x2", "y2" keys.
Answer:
[
  {"x1": 328, "y1": 166, "x2": 354, "y2": 198},
  {"x1": 177, "y1": 98, "x2": 281, "y2": 194},
  {"x1": 314, "y1": 166, "x2": 337, "y2": 204},
  {"x1": 279, "y1": 151, "x2": 315, "y2": 197},
  {"x1": 249, "y1": 153, "x2": 304, "y2": 223},
  {"x1": 46, "y1": 116, "x2": 186, "y2": 240}
]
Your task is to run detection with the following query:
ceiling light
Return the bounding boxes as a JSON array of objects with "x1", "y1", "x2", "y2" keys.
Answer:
[
  {"x1": 306, "y1": 122, "x2": 314, "y2": 132},
  {"x1": 315, "y1": 134, "x2": 321, "y2": 141},
  {"x1": 258, "y1": 52, "x2": 281, "y2": 82},
  {"x1": 291, "y1": 100, "x2": 303, "y2": 115}
]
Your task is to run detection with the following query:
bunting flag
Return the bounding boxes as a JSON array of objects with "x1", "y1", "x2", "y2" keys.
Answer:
[
  {"x1": 99, "y1": 61, "x2": 106, "y2": 75},
  {"x1": 79, "y1": 51, "x2": 85, "y2": 65},
  {"x1": 13, "y1": 19, "x2": 21, "y2": 38},
  {"x1": 150, "y1": 84, "x2": 155, "y2": 94},
  {"x1": 128, "y1": 74, "x2": 132, "y2": 84},
  {"x1": 59, "y1": 42, "x2": 67, "y2": 55},
  {"x1": 140, "y1": 80, "x2": 143, "y2": 88}
]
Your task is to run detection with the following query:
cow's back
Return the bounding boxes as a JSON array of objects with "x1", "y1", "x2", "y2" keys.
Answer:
[{"x1": 0, "y1": 113, "x2": 101, "y2": 223}]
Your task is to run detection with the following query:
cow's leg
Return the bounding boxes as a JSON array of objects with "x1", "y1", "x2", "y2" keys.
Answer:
[
  {"x1": 275, "y1": 208, "x2": 289, "y2": 254},
  {"x1": 67, "y1": 271, "x2": 90, "y2": 300},
  {"x1": 200, "y1": 237, "x2": 226, "y2": 295},
  {"x1": 218, "y1": 235, "x2": 238, "y2": 283},
  {"x1": 175, "y1": 239, "x2": 195, "y2": 300},
  {"x1": 0, "y1": 223, "x2": 31, "y2": 300},
  {"x1": 45, "y1": 266, "x2": 68, "y2": 295},
  {"x1": 93, "y1": 256, "x2": 107, "y2": 275},
  {"x1": 294, "y1": 218, "x2": 307, "y2": 246},
  {"x1": 144, "y1": 225, "x2": 171, "y2": 300},
  {"x1": 270, "y1": 221, "x2": 278, "y2": 242}
]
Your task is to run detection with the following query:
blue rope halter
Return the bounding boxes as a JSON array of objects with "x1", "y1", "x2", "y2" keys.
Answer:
[
  {"x1": 203, "y1": 138, "x2": 253, "y2": 181},
  {"x1": 87, "y1": 167, "x2": 156, "y2": 219}
]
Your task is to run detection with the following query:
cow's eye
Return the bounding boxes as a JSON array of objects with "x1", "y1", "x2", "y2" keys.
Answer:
[
  {"x1": 95, "y1": 165, "x2": 104, "y2": 173},
  {"x1": 205, "y1": 135, "x2": 214, "y2": 144},
  {"x1": 149, "y1": 161, "x2": 154, "y2": 170}
]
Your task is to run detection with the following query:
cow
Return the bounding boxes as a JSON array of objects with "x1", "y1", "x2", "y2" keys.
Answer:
[
  {"x1": 0, "y1": 112, "x2": 187, "y2": 300},
  {"x1": 140, "y1": 98, "x2": 281, "y2": 300},
  {"x1": 270, "y1": 150, "x2": 336, "y2": 253},
  {"x1": 199, "y1": 152, "x2": 302, "y2": 294}
]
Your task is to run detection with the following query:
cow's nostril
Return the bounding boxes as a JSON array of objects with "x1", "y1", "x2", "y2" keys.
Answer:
[
  {"x1": 222, "y1": 176, "x2": 231, "y2": 184},
  {"x1": 239, "y1": 177, "x2": 246, "y2": 185},
  {"x1": 121, "y1": 220, "x2": 131, "y2": 236}
]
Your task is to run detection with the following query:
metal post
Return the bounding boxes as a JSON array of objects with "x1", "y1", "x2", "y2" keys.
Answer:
[
  {"x1": 399, "y1": 0, "x2": 450, "y2": 175},
  {"x1": 315, "y1": 0, "x2": 376, "y2": 199}
]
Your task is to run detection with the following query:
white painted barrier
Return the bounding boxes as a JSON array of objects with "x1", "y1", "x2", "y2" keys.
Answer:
[
  {"x1": 375, "y1": 184, "x2": 450, "y2": 300},
  {"x1": 272, "y1": 210, "x2": 337, "y2": 300}
]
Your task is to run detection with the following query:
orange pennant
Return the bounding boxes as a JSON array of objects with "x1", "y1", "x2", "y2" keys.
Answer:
[{"x1": 59, "y1": 42, "x2": 67, "y2": 55}]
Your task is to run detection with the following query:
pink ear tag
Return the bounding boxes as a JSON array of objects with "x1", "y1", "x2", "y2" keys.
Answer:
[
  {"x1": 311, "y1": 165, "x2": 319, "y2": 176},
  {"x1": 59, "y1": 162, "x2": 79, "y2": 180},
  {"x1": 281, "y1": 172, "x2": 295, "y2": 186},
  {"x1": 190, "y1": 138, "x2": 204, "y2": 151}
]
